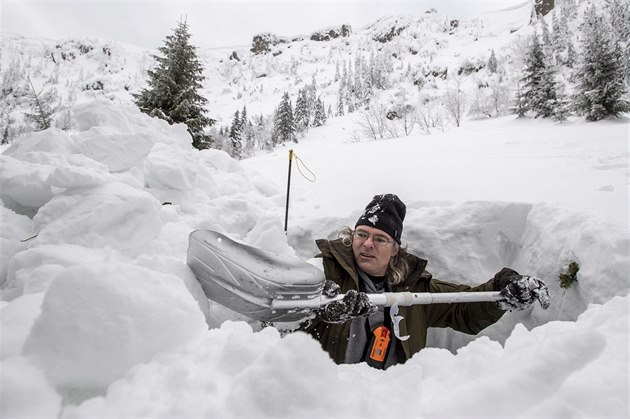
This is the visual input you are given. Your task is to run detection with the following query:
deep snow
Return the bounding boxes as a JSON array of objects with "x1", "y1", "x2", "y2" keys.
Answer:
[{"x1": 1, "y1": 98, "x2": 628, "y2": 418}]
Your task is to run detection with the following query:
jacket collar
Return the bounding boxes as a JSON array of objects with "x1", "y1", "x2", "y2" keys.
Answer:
[{"x1": 316, "y1": 238, "x2": 428, "y2": 290}]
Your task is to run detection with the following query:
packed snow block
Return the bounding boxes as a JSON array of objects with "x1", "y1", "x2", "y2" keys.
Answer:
[
  {"x1": 73, "y1": 99, "x2": 138, "y2": 133},
  {"x1": 4, "y1": 244, "x2": 123, "y2": 300},
  {"x1": 0, "y1": 356, "x2": 62, "y2": 418},
  {"x1": 23, "y1": 262, "x2": 208, "y2": 391},
  {"x1": 198, "y1": 148, "x2": 245, "y2": 173},
  {"x1": 144, "y1": 143, "x2": 198, "y2": 190},
  {"x1": 0, "y1": 155, "x2": 57, "y2": 214},
  {"x1": 1, "y1": 128, "x2": 77, "y2": 157},
  {"x1": 45, "y1": 154, "x2": 113, "y2": 189},
  {"x1": 33, "y1": 182, "x2": 162, "y2": 251},
  {"x1": 73, "y1": 127, "x2": 156, "y2": 172},
  {"x1": 72, "y1": 99, "x2": 193, "y2": 149}
]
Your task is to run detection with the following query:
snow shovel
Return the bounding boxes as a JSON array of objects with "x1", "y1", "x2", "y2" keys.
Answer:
[{"x1": 187, "y1": 230, "x2": 503, "y2": 322}]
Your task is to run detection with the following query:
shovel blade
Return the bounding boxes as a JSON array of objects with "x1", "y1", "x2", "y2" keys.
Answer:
[{"x1": 187, "y1": 230, "x2": 326, "y2": 322}]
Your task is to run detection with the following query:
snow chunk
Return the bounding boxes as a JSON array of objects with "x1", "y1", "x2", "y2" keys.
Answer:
[
  {"x1": 0, "y1": 155, "x2": 56, "y2": 212},
  {"x1": 4, "y1": 244, "x2": 125, "y2": 300},
  {"x1": 24, "y1": 262, "x2": 207, "y2": 391},
  {"x1": 73, "y1": 127, "x2": 156, "y2": 172},
  {"x1": 72, "y1": 99, "x2": 191, "y2": 148},
  {"x1": 33, "y1": 182, "x2": 162, "y2": 251},
  {"x1": 144, "y1": 143, "x2": 198, "y2": 190},
  {"x1": 45, "y1": 154, "x2": 113, "y2": 189},
  {"x1": 2, "y1": 128, "x2": 76, "y2": 157}
]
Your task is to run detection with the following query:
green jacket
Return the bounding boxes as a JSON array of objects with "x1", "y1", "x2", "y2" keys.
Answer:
[{"x1": 304, "y1": 238, "x2": 506, "y2": 364}]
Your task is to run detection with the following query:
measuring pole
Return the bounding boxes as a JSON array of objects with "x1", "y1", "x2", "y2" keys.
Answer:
[{"x1": 284, "y1": 149, "x2": 293, "y2": 233}]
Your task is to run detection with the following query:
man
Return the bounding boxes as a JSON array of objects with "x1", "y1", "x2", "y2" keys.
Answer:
[{"x1": 303, "y1": 194, "x2": 550, "y2": 369}]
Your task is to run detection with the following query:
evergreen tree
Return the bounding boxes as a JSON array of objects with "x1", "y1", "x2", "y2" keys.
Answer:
[
  {"x1": 552, "y1": 8, "x2": 568, "y2": 64},
  {"x1": 274, "y1": 92, "x2": 296, "y2": 143},
  {"x1": 133, "y1": 19, "x2": 214, "y2": 150},
  {"x1": 605, "y1": 0, "x2": 630, "y2": 45},
  {"x1": 240, "y1": 105, "x2": 248, "y2": 127},
  {"x1": 294, "y1": 88, "x2": 309, "y2": 132},
  {"x1": 513, "y1": 81, "x2": 528, "y2": 118},
  {"x1": 229, "y1": 110, "x2": 243, "y2": 159},
  {"x1": 565, "y1": 40, "x2": 577, "y2": 68},
  {"x1": 25, "y1": 77, "x2": 56, "y2": 130},
  {"x1": 307, "y1": 76, "x2": 318, "y2": 125},
  {"x1": 488, "y1": 49, "x2": 498, "y2": 73},
  {"x1": 519, "y1": 33, "x2": 558, "y2": 118},
  {"x1": 336, "y1": 90, "x2": 345, "y2": 116},
  {"x1": 604, "y1": 0, "x2": 630, "y2": 85},
  {"x1": 573, "y1": 5, "x2": 630, "y2": 121},
  {"x1": 540, "y1": 17, "x2": 553, "y2": 60},
  {"x1": 313, "y1": 97, "x2": 326, "y2": 127}
]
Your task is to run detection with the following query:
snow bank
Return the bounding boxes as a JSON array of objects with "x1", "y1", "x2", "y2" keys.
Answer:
[{"x1": 62, "y1": 295, "x2": 628, "y2": 418}]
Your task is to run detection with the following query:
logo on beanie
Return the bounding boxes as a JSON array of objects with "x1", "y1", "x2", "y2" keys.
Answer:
[{"x1": 356, "y1": 194, "x2": 406, "y2": 244}]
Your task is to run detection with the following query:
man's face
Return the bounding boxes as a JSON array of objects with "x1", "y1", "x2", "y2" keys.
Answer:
[{"x1": 352, "y1": 225, "x2": 397, "y2": 277}]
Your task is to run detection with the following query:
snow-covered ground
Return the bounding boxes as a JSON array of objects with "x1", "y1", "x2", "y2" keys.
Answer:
[{"x1": 1, "y1": 99, "x2": 628, "y2": 418}]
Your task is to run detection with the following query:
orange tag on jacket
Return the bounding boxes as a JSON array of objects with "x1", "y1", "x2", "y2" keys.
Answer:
[{"x1": 369, "y1": 326, "x2": 391, "y2": 362}]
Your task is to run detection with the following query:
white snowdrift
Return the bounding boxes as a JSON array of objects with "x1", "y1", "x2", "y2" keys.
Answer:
[{"x1": 1, "y1": 99, "x2": 628, "y2": 418}]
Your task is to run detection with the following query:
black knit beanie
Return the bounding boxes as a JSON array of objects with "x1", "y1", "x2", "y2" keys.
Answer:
[{"x1": 355, "y1": 194, "x2": 406, "y2": 244}]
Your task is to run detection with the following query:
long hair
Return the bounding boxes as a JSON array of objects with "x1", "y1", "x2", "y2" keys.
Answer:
[{"x1": 339, "y1": 226, "x2": 410, "y2": 287}]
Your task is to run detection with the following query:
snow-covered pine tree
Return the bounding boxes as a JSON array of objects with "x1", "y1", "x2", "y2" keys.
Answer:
[
  {"x1": 240, "y1": 105, "x2": 248, "y2": 127},
  {"x1": 307, "y1": 76, "x2": 318, "y2": 125},
  {"x1": 488, "y1": 49, "x2": 498, "y2": 73},
  {"x1": 552, "y1": 7, "x2": 568, "y2": 64},
  {"x1": 274, "y1": 92, "x2": 297, "y2": 144},
  {"x1": 573, "y1": 4, "x2": 630, "y2": 121},
  {"x1": 336, "y1": 89, "x2": 345, "y2": 116},
  {"x1": 313, "y1": 97, "x2": 326, "y2": 127},
  {"x1": 519, "y1": 33, "x2": 558, "y2": 118},
  {"x1": 294, "y1": 88, "x2": 309, "y2": 132},
  {"x1": 25, "y1": 77, "x2": 56, "y2": 130},
  {"x1": 229, "y1": 110, "x2": 243, "y2": 159},
  {"x1": 540, "y1": 16, "x2": 554, "y2": 61},
  {"x1": 513, "y1": 81, "x2": 528, "y2": 118},
  {"x1": 605, "y1": 0, "x2": 630, "y2": 45},
  {"x1": 565, "y1": 40, "x2": 577, "y2": 68},
  {"x1": 133, "y1": 19, "x2": 215, "y2": 150},
  {"x1": 604, "y1": 0, "x2": 630, "y2": 85}
]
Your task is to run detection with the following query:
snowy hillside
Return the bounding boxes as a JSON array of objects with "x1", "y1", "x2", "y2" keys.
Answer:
[
  {"x1": 1, "y1": 0, "x2": 629, "y2": 417},
  {"x1": 2, "y1": 2, "x2": 535, "y2": 139}
]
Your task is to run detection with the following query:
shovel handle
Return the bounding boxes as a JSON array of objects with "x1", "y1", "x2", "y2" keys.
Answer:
[{"x1": 271, "y1": 291, "x2": 503, "y2": 311}]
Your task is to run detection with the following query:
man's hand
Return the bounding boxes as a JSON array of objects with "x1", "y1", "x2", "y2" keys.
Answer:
[
  {"x1": 318, "y1": 288, "x2": 378, "y2": 324},
  {"x1": 493, "y1": 268, "x2": 550, "y2": 311},
  {"x1": 322, "y1": 279, "x2": 341, "y2": 298}
]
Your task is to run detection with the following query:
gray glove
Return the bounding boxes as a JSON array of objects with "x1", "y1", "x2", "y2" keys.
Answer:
[
  {"x1": 493, "y1": 268, "x2": 550, "y2": 311},
  {"x1": 318, "y1": 281, "x2": 377, "y2": 324}
]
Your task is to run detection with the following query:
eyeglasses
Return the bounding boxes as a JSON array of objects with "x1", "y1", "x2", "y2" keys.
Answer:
[{"x1": 353, "y1": 230, "x2": 394, "y2": 247}]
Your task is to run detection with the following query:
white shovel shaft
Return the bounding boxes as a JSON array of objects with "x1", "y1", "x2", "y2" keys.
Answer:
[{"x1": 271, "y1": 291, "x2": 503, "y2": 311}]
